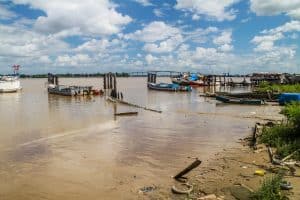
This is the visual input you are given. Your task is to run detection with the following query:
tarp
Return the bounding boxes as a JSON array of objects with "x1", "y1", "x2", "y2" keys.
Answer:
[
  {"x1": 189, "y1": 74, "x2": 198, "y2": 81},
  {"x1": 279, "y1": 93, "x2": 300, "y2": 105}
]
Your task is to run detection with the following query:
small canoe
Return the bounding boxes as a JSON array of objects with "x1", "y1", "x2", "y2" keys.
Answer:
[
  {"x1": 216, "y1": 95, "x2": 264, "y2": 105},
  {"x1": 148, "y1": 82, "x2": 191, "y2": 92}
]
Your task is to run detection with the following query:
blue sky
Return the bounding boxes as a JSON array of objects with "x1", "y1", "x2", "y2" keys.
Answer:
[{"x1": 0, "y1": 0, "x2": 299, "y2": 74}]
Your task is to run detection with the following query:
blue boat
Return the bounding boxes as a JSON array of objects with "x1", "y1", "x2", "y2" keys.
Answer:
[
  {"x1": 147, "y1": 82, "x2": 191, "y2": 92},
  {"x1": 279, "y1": 93, "x2": 300, "y2": 105}
]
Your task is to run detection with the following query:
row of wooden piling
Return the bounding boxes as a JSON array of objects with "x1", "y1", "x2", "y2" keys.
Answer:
[
  {"x1": 103, "y1": 73, "x2": 117, "y2": 90},
  {"x1": 147, "y1": 73, "x2": 157, "y2": 83},
  {"x1": 48, "y1": 73, "x2": 59, "y2": 85}
]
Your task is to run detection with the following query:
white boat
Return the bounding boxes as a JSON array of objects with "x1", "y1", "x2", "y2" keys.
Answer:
[
  {"x1": 0, "y1": 65, "x2": 22, "y2": 93},
  {"x1": 0, "y1": 76, "x2": 21, "y2": 93}
]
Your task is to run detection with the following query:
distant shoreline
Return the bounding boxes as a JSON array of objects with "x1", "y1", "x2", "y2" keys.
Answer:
[{"x1": 0, "y1": 73, "x2": 130, "y2": 78}]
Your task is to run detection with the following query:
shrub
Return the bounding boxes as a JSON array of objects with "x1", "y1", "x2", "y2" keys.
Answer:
[
  {"x1": 251, "y1": 175, "x2": 288, "y2": 200},
  {"x1": 260, "y1": 102, "x2": 300, "y2": 160}
]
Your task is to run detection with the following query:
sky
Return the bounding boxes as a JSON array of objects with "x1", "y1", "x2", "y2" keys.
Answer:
[{"x1": 0, "y1": 0, "x2": 300, "y2": 74}]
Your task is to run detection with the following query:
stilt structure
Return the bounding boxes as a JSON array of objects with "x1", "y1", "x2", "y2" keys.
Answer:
[{"x1": 147, "y1": 72, "x2": 157, "y2": 83}]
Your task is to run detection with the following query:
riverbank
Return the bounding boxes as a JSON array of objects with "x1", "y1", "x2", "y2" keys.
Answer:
[
  {"x1": 181, "y1": 144, "x2": 300, "y2": 199},
  {"x1": 161, "y1": 130, "x2": 300, "y2": 199}
]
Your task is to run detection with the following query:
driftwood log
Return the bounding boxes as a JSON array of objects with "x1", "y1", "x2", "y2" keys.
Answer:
[
  {"x1": 174, "y1": 159, "x2": 202, "y2": 180},
  {"x1": 114, "y1": 112, "x2": 138, "y2": 116},
  {"x1": 282, "y1": 150, "x2": 299, "y2": 162}
]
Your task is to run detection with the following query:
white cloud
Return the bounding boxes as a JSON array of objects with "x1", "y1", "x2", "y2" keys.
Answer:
[
  {"x1": 133, "y1": 0, "x2": 153, "y2": 6},
  {"x1": 75, "y1": 38, "x2": 126, "y2": 54},
  {"x1": 12, "y1": 0, "x2": 132, "y2": 36},
  {"x1": 213, "y1": 31, "x2": 232, "y2": 45},
  {"x1": 0, "y1": 6, "x2": 17, "y2": 20},
  {"x1": 252, "y1": 21, "x2": 300, "y2": 53},
  {"x1": 175, "y1": 0, "x2": 240, "y2": 21},
  {"x1": 249, "y1": 21, "x2": 298, "y2": 72},
  {"x1": 39, "y1": 55, "x2": 51, "y2": 64},
  {"x1": 213, "y1": 30, "x2": 233, "y2": 51},
  {"x1": 192, "y1": 14, "x2": 200, "y2": 20},
  {"x1": 250, "y1": 0, "x2": 300, "y2": 19},
  {"x1": 252, "y1": 33, "x2": 284, "y2": 52},
  {"x1": 145, "y1": 54, "x2": 156, "y2": 64},
  {"x1": 241, "y1": 17, "x2": 251, "y2": 23},
  {"x1": 125, "y1": 21, "x2": 181, "y2": 42},
  {"x1": 55, "y1": 54, "x2": 92, "y2": 66},
  {"x1": 262, "y1": 20, "x2": 300, "y2": 34},
  {"x1": 143, "y1": 34, "x2": 183, "y2": 53},
  {"x1": 153, "y1": 9, "x2": 164, "y2": 17},
  {"x1": 0, "y1": 24, "x2": 68, "y2": 58},
  {"x1": 218, "y1": 44, "x2": 233, "y2": 52},
  {"x1": 125, "y1": 21, "x2": 184, "y2": 53}
]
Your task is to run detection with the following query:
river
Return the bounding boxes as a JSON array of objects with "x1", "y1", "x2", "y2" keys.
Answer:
[{"x1": 0, "y1": 77, "x2": 280, "y2": 199}]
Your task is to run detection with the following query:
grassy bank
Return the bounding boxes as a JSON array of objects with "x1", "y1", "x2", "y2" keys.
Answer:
[
  {"x1": 257, "y1": 82, "x2": 300, "y2": 93},
  {"x1": 260, "y1": 102, "x2": 300, "y2": 160}
]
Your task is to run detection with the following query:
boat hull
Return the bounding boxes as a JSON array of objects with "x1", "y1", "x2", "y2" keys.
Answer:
[
  {"x1": 188, "y1": 81, "x2": 208, "y2": 86},
  {"x1": 48, "y1": 85, "x2": 94, "y2": 96},
  {"x1": 216, "y1": 95, "x2": 264, "y2": 105},
  {"x1": 0, "y1": 77, "x2": 21, "y2": 93},
  {"x1": 148, "y1": 82, "x2": 191, "y2": 92},
  {"x1": 171, "y1": 78, "x2": 190, "y2": 86}
]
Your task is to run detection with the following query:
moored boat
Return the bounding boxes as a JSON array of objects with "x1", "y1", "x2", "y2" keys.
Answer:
[
  {"x1": 188, "y1": 80, "x2": 208, "y2": 86},
  {"x1": 147, "y1": 82, "x2": 191, "y2": 92},
  {"x1": 216, "y1": 95, "x2": 264, "y2": 105},
  {"x1": 47, "y1": 73, "x2": 98, "y2": 96},
  {"x1": 0, "y1": 65, "x2": 22, "y2": 93},
  {"x1": 171, "y1": 77, "x2": 190, "y2": 86}
]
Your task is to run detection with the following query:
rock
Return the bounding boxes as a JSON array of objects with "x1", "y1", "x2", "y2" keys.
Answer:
[{"x1": 230, "y1": 185, "x2": 253, "y2": 200}]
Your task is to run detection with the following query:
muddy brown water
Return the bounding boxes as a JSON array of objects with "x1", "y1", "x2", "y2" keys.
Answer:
[{"x1": 0, "y1": 77, "x2": 280, "y2": 199}]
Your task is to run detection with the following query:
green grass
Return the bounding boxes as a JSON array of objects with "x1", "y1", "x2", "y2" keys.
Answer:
[
  {"x1": 260, "y1": 102, "x2": 300, "y2": 160},
  {"x1": 251, "y1": 175, "x2": 288, "y2": 200},
  {"x1": 256, "y1": 82, "x2": 300, "y2": 93}
]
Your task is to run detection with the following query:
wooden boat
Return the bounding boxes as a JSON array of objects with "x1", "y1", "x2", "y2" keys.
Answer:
[
  {"x1": 216, "y1": 91, "x2": 279, "y2": 100},
  {"x1": 171, "y1": 78, "x2": 190, "y2": 86},
  {"x1": 171, "y1": 77, "x2": 207, "y2": 86},
  {"x1": 148, "y1": 82, "x2": 191, "y2": 92},
  {"x1": 188, "y1": 80, "x2": 208, "y2": 86},
  {"x1": 48, "y1": 84, "x2": 94, "y2": 96},
  {"x1": 216, "y1": 95, "x2": 264, "y2": 105}
]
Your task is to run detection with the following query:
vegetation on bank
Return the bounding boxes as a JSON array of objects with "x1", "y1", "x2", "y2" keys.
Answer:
[
  {"x1": 257, "y1": 82, "x2": 300, "y2": 93},
  {"x1": 260, "y1": 102, "x2": 300, "y2": 160},
  {"x1": 251, "y1": 175, "x2": 288, "y2": 200}
]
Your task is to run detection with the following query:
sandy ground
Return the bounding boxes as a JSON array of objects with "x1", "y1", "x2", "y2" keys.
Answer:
[{"x1": 141, "y1": 142, "x2": 300, "y2": 200}]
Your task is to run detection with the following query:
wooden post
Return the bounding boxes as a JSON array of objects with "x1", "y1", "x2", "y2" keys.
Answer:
[
  {"x1": 109, "y1": 73, "x2": 113, "y2": 89},
  {"x1": 103, "y1": 74, "x2": 106, "y2": 89},
  {"x1": 114, "y1": 73, "x2": 117, "y2": 91}
]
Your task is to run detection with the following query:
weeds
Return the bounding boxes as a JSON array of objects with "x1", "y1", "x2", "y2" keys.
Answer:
[
  {"x1": 260, "y1": 102, "x2": 300, "y2": 160},
  {"x1": 251, "y1": 175, "x2": 288, "y2": 200}
]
